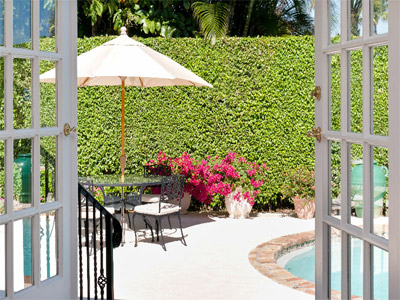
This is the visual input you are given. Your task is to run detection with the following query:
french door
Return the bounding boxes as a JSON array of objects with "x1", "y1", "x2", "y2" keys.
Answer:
[
  {"x1": 314, "y1": 0, "x2": 396, "y2": 299},
  {"x1": 0, "y1": 0, "x2": 77, "y2": 299}
]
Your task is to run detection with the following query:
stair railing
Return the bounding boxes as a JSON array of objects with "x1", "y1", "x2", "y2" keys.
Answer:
[{"x1": 78, "y1": 183, "x2": 122, "y2": 300}]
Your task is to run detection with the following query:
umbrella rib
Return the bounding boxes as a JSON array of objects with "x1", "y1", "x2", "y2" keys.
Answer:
[
  {"x1": 80, "y1": 77, "x2": 91, "y2": 87},
  {"x1": 138, "y1": 77, "x2": 144, "y2": 87}
]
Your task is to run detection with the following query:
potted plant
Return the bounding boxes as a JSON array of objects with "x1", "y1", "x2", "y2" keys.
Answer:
[
  {"x1": 211, "y1": 152, "x2": 268, "y2": 218},
  {"x1": 281, "y1": 166, "x2": 315, "y2": 219}
]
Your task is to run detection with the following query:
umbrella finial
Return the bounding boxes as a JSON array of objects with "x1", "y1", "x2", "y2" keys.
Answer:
[{"x1": 120, "y1": 27, "x2": 127, "y2": 35}]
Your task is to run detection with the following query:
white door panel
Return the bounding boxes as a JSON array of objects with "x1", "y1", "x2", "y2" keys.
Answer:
[
  {"x1": 0, "y1": 0, "x2": 77, "y2": 299},
  {"x1": 315, "y1": 0, "x2": 390, "y2": 299}
]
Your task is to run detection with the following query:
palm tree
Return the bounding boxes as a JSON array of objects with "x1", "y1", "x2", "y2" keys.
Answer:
[
  {"x1": 191, "y1": 0, "x2": 230, "y2": 45},
  {"x1": 242, "y1": 0, "x2": 255, "y2": 37}
]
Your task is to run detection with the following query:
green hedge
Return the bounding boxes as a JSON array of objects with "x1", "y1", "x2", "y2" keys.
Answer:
[
  {"x1": 40, "y1": 36, "x2": 316, "y2": 206},
  {"x1": 38, "y1": 36, "x2": 388, "y2": 207}
]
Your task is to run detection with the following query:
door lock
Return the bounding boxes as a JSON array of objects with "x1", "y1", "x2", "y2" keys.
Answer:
[
  {"x1": 64, "y1": 123, "x2": 77, "y2": 136},
  {"x1": 307, "y1": 127, "x2": 321, "y2": 143}
]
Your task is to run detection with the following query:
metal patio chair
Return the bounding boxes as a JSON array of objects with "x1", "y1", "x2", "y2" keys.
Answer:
[{"x1": 131, "y1": 175, "x2": 186, "y2": 250}]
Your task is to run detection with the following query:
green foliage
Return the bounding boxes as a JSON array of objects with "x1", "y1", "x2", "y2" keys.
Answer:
[
  {"x1": 39, "y1": 36, "x2": 316, "y2": 206},
  {"x1": 37, "y1": 35, "x2": 389, "y2": 208},
  {"x1": 191, "y1": 1, "x2": 229, "y2": 45},
  {"x1": 79, "y1": 0, "x2": 195, "y2": 38},
  {"x1": 281, "y1": 166, "x2": 315, "y2": 200}
]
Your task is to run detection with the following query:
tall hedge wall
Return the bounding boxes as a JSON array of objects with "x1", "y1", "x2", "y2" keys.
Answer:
[{"x1": 41, "y1": 36, "x2": 317, "y2": 206}]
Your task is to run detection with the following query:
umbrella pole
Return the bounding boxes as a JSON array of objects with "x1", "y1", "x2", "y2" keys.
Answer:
[
  {"x1": 121, "y1": 78, "x2": 126, "y2": 175},
  {"x1": 120, "y1": 77, "x2": 127, "y2": 244}
]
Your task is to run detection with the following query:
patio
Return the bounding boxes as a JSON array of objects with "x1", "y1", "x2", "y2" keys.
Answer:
[{"x1": 111, "y1": 212, "x2": 315, "y2": 300}]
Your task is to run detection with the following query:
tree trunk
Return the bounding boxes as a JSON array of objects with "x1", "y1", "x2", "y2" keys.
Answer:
[
  {"x1": 228, "y1": 0, "x2": 237, "y2": 34},
  {"x1": 242, "y1": 0, "x2": 255, "y2": 37}
]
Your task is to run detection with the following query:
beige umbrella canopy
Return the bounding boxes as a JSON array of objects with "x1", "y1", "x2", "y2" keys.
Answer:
[{"x1": 40, "y1": 27, "x2": 212, "y2": 175}]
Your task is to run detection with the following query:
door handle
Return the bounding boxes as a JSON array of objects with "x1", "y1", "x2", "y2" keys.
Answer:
[
  {"x1": 307, "y1": 127, "x2": 321, "y2": 142},
  {"x1": 64, "y1": 123, "x2": 77, "y2": 136}
]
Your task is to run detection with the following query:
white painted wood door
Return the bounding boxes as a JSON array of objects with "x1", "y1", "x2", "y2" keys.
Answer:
[
  {"x1": 314, "y1": 0, "x2": 391, "y2": 299},
  {"x1": 0, "y1": 0, "x2": 77, "y2": 299}
]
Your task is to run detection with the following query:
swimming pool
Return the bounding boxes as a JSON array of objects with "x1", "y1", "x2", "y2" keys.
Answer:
[{"x1": 279, "y1": 239, "x2": 388, "y2": 299}]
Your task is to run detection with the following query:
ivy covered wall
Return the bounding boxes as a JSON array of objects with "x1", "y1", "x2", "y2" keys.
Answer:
[{"x1": 38, "y1": 36, "x2": 388, "y2": 207}]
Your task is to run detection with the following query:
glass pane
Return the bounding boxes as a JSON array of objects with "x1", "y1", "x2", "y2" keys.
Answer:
[
  {"x1": 330, "y1": 0, "x2": 341, "y2": 44},
  {"x1": 40, "y1": 60, "x2": 56, "y2": 127},
  {"x1": 350, "y1": 143, "x2": 363, "y2": 227},
  {"x1": 13, "y1": 0, "x2": 31, "y2": 48},
  {"x1": 330, "y1": 227, "x2": 341, "y2": 298},
  {"x1": 350, "y1": 50, "x2": 363, "y2": 133},
  {"x1": 372, "y1": 45, "x2": 388, "y2": 136},
  {"x1": 372, "y1": 0, "x2": 388, "y2": 35},
  {"x1": 330, "y1": 54, "x2": 341, "y2": 131},
  {"x1": 40, "y1": 136, "x2": 56, "y2": 203},
  {"x1": 0, "y1": 1, "x2": 3, "y2": 46},
  {"x1": 0, "y1": 224, "x2": 5, "y2": 298},
  {"x1": 0, "y1": 140, "x2": 4, "y2": 215},
  {"x1": 373, "y1": 147, "x2": 388, "y2": 239},
  {"x1": 350, "y1": 236, "x2": 363, "y2": 298},
  {"x1": 13, "y1": 59, "x2": 32, "y2": 129},
  {"x1": 14, "y1": 139, "x2": 32, "y2": 211},
  {"x1": 40, "y1": 0, "x2": 56, "y2": 52},
  {"x1": 40, "y1": 210, "x2": 58, "y2": 281},
  {"x1": 350, "y1": 0, "x2": 363, "y2": 39},
  {"x1": 373, "y1": 246, "x2": 388, "y2": 300},
  {"x1": 14, "y1": 217, "x2": 33, "y2": 292},
  {"x1": 0, "y1": 57, "x2": 4, "y2": 130},
  {"x1": 330, "y1": 141, "x2": 341, "y2": 218}
]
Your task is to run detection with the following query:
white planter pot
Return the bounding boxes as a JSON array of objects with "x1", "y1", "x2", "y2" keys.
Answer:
[
  {"x1": 167, "y1": 192, "x2": 191, "y2": 215},
  {"x1": 224, "y1": 188, "x2": 252, "y2": 219}
]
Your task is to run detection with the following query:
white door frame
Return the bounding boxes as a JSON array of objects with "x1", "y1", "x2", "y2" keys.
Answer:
[
  {"x1": 388, "y1": 0, "x2": 400, "y2": 299},
  {"x1": 0, "y1": 0, "x2": 77, "y2": 299},
  {"x1": 315, "y1": 0, "x2": 391, "y2": 298}
]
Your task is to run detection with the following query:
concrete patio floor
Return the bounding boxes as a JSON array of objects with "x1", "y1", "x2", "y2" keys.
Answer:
[{"x1": 113, "y1": 211, "x2": 315, "y2": 300}]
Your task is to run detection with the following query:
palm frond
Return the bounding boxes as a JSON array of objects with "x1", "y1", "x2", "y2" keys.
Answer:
[{"x1": 192, "y1": 1, "x2": 230, "y2": 45}]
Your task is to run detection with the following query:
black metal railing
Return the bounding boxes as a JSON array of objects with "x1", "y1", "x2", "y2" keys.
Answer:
[{"x1": 78, "y1": 183, "x2": 122, "y2": 300}]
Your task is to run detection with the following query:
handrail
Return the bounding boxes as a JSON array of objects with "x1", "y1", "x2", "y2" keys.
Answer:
[{"x1": 78, "y1": 183, "x2": 122, "y2": 300}]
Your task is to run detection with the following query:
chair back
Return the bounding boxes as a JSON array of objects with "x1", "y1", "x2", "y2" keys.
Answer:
[
  {"x1": 159, "y1": 175, "x2": 185, "y2": 211},
  {"x1": 143, "y1": 165, "x2": 171, "y2": 177},
  {"x1": 103, "y1": 191, "x2": 121, "y2": 207}
]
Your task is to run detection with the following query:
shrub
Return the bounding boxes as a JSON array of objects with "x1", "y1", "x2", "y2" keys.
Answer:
[{"x1": 36, "y1": 36, "x2": 388, "y2": 208}]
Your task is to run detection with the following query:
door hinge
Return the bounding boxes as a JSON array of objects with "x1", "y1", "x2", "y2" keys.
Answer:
[
  {"x1": 311, "y1": 86, "x2": 321, "y2": 101},
  {"x1": 307, "y1": 127, "x2": 321, "y2": 143}
]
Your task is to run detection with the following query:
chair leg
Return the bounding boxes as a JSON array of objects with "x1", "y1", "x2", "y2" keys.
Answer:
[
  {"x1": 158, "y1": 217, "x2": 167, "y2": 251},
  {"x1": 167, "y1": 216, "x2": 172, "y2": 229},
  {"x1": 143, "y1": 216, "x2": 154, "y2": 242},
  {"x1": 177, "y1": 213, "x2": 187, "y2": 246},
  {"x1": 155, "y1": 219, "x2": 160, "y2": 242},
  {"x1": 132, "y1": 213, "x2": 138, "y2": 247}
]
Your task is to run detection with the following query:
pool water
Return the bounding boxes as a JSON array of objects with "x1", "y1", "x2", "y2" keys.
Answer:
[{"x1": 283, "y1": 240, "x2": 388, "y2": 300}]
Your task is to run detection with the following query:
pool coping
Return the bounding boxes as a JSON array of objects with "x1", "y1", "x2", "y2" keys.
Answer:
[
  {"x1": 248, "y1": 231, "x2": 318, "y2": 297},
  {"x1": 248, "y1": 231, "x2": 363, "y2": 300}
]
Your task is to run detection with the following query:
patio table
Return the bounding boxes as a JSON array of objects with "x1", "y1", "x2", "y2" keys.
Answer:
[{"x1": 79, "y1": 174, "x2": 165, "y2": 244}]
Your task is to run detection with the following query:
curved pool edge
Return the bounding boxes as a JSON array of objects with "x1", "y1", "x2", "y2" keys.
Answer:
[
  {"x1": 248, "y1": 231, "x2": 317, "y2": 296},
  {"x1": 248, "y1": 231, "x2": 366, "y2": 300}
]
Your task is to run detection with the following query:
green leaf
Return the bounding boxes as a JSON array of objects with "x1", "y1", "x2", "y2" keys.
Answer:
[
  {"x1": 142, "y1": 19, "x2": 149, "y2": 34},
  {"x1": 149, "y1": 20, "x2": 156, "y2": 34}
]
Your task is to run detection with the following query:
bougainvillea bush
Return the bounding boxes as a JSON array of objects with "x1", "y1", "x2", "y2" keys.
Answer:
[{"x1": 146, "y1": 151, "x2": 268, "y2": 206}]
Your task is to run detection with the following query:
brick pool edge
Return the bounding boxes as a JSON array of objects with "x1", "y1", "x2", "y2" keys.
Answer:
[
  {"x1": 248, "y1": 231, "x2": 318, "y2": 296},
  {"x1": 248, "y1": 231, "x2": 369, "y2": 300}
]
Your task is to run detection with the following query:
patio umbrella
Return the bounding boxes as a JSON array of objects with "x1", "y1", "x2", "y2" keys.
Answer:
[{"x1": 40, "y1": 27, "x2": 212, "y2": 176}]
